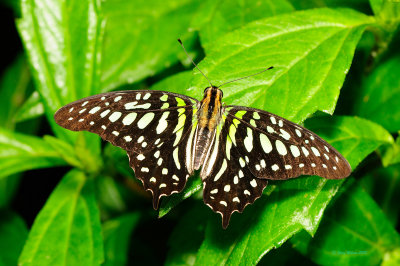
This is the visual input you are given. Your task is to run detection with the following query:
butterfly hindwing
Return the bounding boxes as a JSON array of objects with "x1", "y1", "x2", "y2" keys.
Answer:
[
  {"x1": 54, "y1": 90, "x2": 199, "y2": 207},
  {"x1": 225, "y1": 106, "x2": 351, "y2": 180},
  {"x1": 202, "y1": 116, "x2": 268, "y2": 228}
]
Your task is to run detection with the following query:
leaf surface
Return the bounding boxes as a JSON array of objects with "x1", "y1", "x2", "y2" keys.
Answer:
[
  {"x1": 16, "y1": 0, "x2": 104, "y2": 146},
  {"x1": 19, "y1": 170, "x2": 103, "y2": 265},
  {"x1": 0, "y1": 211, "x2": 28, "y2": 266},
  {"x1": 291, "y1": 182, "x2": 400, "y2": 266},
  {"x1": 199, "y1": 0, "x2": 294, "y2": 52},
  {"x1": 352, "y1": 56, "x2": 400, "y2": 133},
  {"x1": 103, "y1": 213, "x2": 140, "y2": 266},
  {"x1": 0, "y1": 128, "x2": 67, "y2": 179},
  {"x1": 187, "y1": 8, "x2": 374, "y2": 124},
  {"x1": 101, "y1": 0, "x2": 201, "y2": 91}
]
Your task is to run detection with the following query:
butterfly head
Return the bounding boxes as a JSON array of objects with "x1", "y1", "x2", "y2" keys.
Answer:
[{"x1": 203, "y1": 86, "x2": 223, "y2": 98}]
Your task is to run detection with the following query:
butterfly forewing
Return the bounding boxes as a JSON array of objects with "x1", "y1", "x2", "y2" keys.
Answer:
[
  {"x1": 54, "y1": 90, "x2": 199, "y2": 208},
  {"x1": 225, "y1": 106, "x2": 351, "y2": 180}
]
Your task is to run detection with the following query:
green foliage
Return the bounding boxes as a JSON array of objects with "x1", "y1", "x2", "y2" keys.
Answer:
[
  {"x1": 0, "y1": 0, "x2": 399, "y2": 265},
  {"x1": 19, "y1": 170, "x2": 103, "y2": 265}
]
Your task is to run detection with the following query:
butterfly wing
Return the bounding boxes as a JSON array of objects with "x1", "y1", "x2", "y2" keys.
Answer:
[
  {"x1": 201, "y1": 115, "x2": 268, "y2": 229},
  {"x1": 201, "y1": 105, "x2": 351, "y2": 228},
  {"x1": 54, "y1": 90, "x2": 199, "y2": 208},
  {"x1": 224, "y1": 106, "x2": 351, "y2": 180}
]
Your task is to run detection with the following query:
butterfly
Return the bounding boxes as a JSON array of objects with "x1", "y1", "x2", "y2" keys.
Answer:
[{"x1": 54, "y1": 41, "x2": 351, "y2": 228}]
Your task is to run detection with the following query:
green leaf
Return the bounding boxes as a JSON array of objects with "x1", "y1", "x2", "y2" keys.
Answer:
[
  {"x1": 359, "y1": 165, "x2": 400, "y2": 226},
  {"x1": 14, "y1": 91, "x2": 44, "y2": 123},
  {"x1": 199, "y1": 0, "x2": 294, "y2": 52},
  {"x1": 0, "y1": 175, "x2": 21, "y2": 208},
  {"x1": 380, "y1": 135, "x2": 400, "y2": 167},
  {"x1": 103, "y1": 213, "x2": 140, "y2": 266},
  {"x1": 43, "y1": 135, "x2": 84, "y2": 169},
  {"x1": 0, "y1": 128, "x2": 67, "y2": 180},
  {"x1": 100, "y1": 0, "x2": 202, "y2": 91},
  {"x1": 19, "y1": 170, "x2": 104, "y2": 265},
  {"x1": 193, "y1": 115, "x2": 392, "y2": 265},
  {"x1": 0, "y1": 54, "x2": 32, "y2": 129},
  {"x1": 291, "y1": 182, "x2": 400, "y2": 266},
  {"x1": 305, "y1": 116, "x2": 394, "y2": 169},
  {"x1": 16, "y1": 0, "x2": 105, "y2": 144},
  {"x1": 288, "y1": 0, "x2": 371, "y2": 11},
  {"x1": 159, "y1": 175, "x2": 202, "y2": 218},
  {"x1": 165, "y1": 203, "x2": 209, "y2": 266},
  {"x1": 150, "y1": 70, "x2": 193, "y2": 92},
  {"x1": 370, "y1": 0, "x2": 400, "y2": 21},
  {"x1": 0, "y1": 54, "x2": 33, "y2": 206},
  {"x1": 0, "y1": 211, "x2": 28, "y2": 265},
  {"x1": 186, "y1": 8, "x2": 373, "y2": 124},
  {"x1": 352, "y1": 56, "x2": 400, "y2": 133}
]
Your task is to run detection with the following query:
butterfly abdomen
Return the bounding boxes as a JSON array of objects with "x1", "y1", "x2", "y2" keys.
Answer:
[{"x1": 193, "y1": 87, "x2": 223, "y2": 171}]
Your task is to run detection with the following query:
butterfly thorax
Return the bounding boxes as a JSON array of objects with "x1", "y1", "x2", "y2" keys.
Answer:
[{"x1": 193, "y1": 86, "x2": 224, "y2": 171}]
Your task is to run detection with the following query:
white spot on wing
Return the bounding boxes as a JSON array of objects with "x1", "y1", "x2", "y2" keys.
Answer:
[
  {"x1": 290, "y1": 145, "x2": 300, "y2": 157},
  {"x1": 279, "y1": 129, "x2": 290, "y2": 140},
  {"x1": 100, "y1": 110, "x2": 110, "y2": 118},
  {"x1": 138, "y1": 113, "x2": 154, "y2": 129},
  {"x1": 214, "y1": 159, "x2": 227, "y2": 181},
  {"x1": 173, "y1": 147, "x2": 180, "y2": 169},
  {"x1": 141, "y1": 167, "x2": 149, "y2": 172},
  {"x1": 109, "y1": 112, "x2": 122, "y2": 122},
  {"x1": 276, "y1": 140, "x2": 287, "y2": 155},
  {"x1": 311, "y1": 147, "x2": 320, "y2": 156},
  {"x1": 89, "y1": 106, "x2": 101, "y2": 114},
  {"x1": 260, "y1": 134, "x2": 272, "y2": 153},
  {"x1": 244, "y1": 127, "x2": 253, "y2": 152},
  {"x1": 156, "y1": 111, "x2": 170, "y2": 134},
  {"x1": 143, "y1": 93, "x2": 151, "y2": 100},
  {"x1": 122, "y1": 113, "x2": 137, "y2": 125}
]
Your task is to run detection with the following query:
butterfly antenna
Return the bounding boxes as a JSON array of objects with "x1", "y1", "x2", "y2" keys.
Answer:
[
  {"x1": 178, "y1": 38, "x2": 213, "y2": 87},
  {"x1": 218, "y1": 66, "x2": 274, "y2": 88}
]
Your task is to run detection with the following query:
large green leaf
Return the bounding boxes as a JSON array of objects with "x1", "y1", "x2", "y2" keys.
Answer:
[
  {"x1": 352, "y1": 56, "x2": 400, "y2": 133},
  {"x1": 291, "y1": 182, "x2": 400, "y2": 266},
  {"x1": 199, "y1": 0, "x2": 294, "y2": 52},
  {"x1": 193, "y1": 116, "x2": 392, "y2": 265},
  {"x1": 16, "y1": 0, "x2": 104, "y2": 144},
  {"x1": 100, "y1": 0, "x2": 201, "y2": 91},
  {"x1": 0, "y1": 211, "x2": 28, "y2": 265},
  {"x1": 380, "y1": 135, "x2": 400, "y2": 167},
  {"x1": 370, "y1": 0, "x2": 400, "y2": 21},
  {"x1": 0, "y1": 54, "x2": 34, "y2": 207},
  {"x1": 165, "y1": 203, "x2": 209, "y2": 266},
  {"x1": 0, "y1": 54, "x2": 32, "y2": 129},
  {"x1": 185, "y1": 8, "x2": 373, "y2": 124},
  {"x1": 103, "y1": 213, "x2": 140, "y2": 266},
  {"x1": 360, "y1": 165, "x2": 400, "y2": 226},
  {"x1": 0, "y1": 128, "x2": 67, "y2": 180},
  {"x1": 14, "y1": 91, "x2": 44, "y2": 123},
  {"x1": 19, "y1": 170, "x2": 103, "y2": 265}
]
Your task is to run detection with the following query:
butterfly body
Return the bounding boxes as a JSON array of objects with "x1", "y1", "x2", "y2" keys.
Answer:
[
  {"x1": 194, "y1": 86, "x2": 223, "y2": 171},
  {"x1": 55, "y1": 87, "x2": 351, "y2": 228}
]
